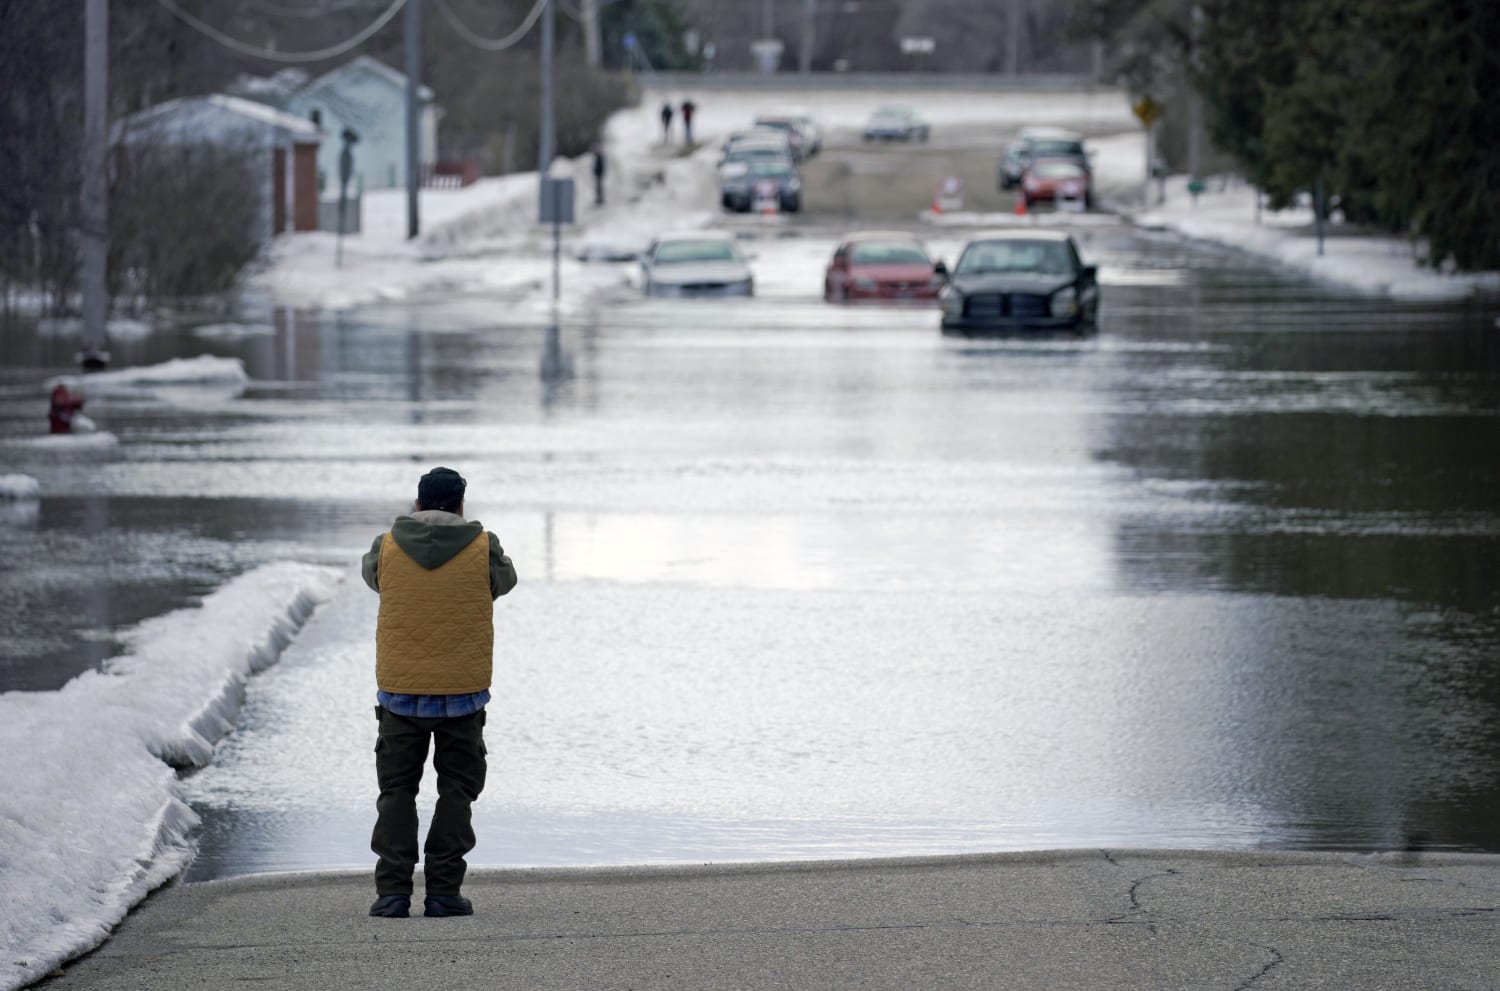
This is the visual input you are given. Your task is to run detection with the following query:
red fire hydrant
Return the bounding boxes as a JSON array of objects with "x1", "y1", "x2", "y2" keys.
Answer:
[{"x1": 48, "y1": 383, "x2": 85, "y2": 434}]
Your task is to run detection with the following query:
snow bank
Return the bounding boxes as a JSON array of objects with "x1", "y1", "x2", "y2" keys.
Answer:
[
  {"x1": 0, "y1": 562, "x2": 341, "y2": 991},
  {"x1": 0, "y1": 475, "x2": 40, "y2": 500},
  {"x1": 48, "y1": 355, "x2": 248, "y2": 391},
  {"x1": 1133, "y1": 175, "x2": 1500, "y2": 301}
]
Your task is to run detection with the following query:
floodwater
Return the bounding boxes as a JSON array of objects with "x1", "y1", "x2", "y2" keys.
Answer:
[{"x1": 2, "y1": 221, "x2": 1498, "y2": 878}]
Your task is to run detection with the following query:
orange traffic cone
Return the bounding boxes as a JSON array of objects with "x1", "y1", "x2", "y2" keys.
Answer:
[
  {"x1": 1014, "y1": 192, "x2": 1028, "y2": 216},
  {"x1": 931, "y1": 187, "x2": 943, "y2": 215}
]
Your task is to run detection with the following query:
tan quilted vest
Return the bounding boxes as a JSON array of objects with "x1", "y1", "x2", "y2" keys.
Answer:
[{"x1": 375, "y1": 531, "x2": 493, "y2": 694}]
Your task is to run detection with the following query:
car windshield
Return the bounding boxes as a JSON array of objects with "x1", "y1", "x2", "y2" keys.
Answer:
[
  {"x1": 744, "y1": 160, "x2": 792, "y2": 177},
  {"x1": 755, "y1": 119, "x2": 794, "y2": 131},
  {"x1": 726, "y1": 146, "x2": 787, "y2": 162},
  {"x1": 653, "y1": 240, "x2": 738, "y2": 265},
  {"x1": 955, "y1": 240, "x2": 1073, "y2": 277},
  {"x1": 1032, "y1": 161, "x2": 1083, "y2": 179},
  {"x1": 873, "y1": 107, "x2": 911, "y2": 121},
  {"x1": 849, "y1": 241, "x2": 930, "y2": 266},
  {"x1": 1030, "y1": 139, "x2": 1085, "y2": 158}
]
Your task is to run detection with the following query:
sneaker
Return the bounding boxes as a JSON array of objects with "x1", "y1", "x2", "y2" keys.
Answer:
[
  {"x1": 423, "y1": 894, "x2": 474, "y2": 917},
  {"x1": 368, "y1": 894, "x2": 411, "y2": 918}
]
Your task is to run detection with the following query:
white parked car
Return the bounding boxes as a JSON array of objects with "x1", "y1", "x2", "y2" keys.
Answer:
[{"x1": 641, "y1": 232, "x2": 754, "y2": 297}]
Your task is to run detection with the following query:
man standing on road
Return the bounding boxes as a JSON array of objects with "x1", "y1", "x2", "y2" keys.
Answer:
[
  {"x1": 591, "y1": 141, "x2": 607, "y2": 206},
  {"x1": 361, "y1": 467, "x2": 517, "y2": 919},
  {"x1": 660, "y1": 101, "x2": 674, "y2": 142},
  {"x1": 680, "y1": 98, "x2": 697, "y2": 146}
]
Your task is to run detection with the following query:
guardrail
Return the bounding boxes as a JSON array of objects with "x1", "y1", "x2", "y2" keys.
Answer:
[{"x1": 640, "y1": 71, "x2": 1116, "y2": 93}]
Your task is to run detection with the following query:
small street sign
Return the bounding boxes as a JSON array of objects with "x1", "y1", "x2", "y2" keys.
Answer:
[{"x1": 1132, "y1": 97, "x2": 1163, "y2": 129}]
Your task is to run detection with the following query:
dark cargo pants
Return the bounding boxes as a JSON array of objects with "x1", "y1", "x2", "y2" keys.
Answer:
[{"x1": 371, "y1": 707, "x2": 487, "y2": 897}]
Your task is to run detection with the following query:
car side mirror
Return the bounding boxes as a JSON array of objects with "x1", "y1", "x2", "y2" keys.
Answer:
[{"x1": 1080, "y1": 264, "x2": 1097, "y2": 282}]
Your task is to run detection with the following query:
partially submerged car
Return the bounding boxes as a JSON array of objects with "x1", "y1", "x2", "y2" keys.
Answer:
[
  {"x1": 752, "y1": 115, "x2": 811, "y2": 160},
  {"x1": 824, "y1": 232, "x2": 945, "y2": 303},
  {"x1": 1020, "y1": 158, "x2": 1092, "y2": 210},
  {"x1": 719, "y1": 133, "x2": 795, "y2": 177},
  {"x1": 999, "y1": 128, "x2": 1090, "y2": 191},
  {"x1": 939, "y1": 231, "x2": 1099, "y2": 333},
  {"x1": 862, "y1": 106, "x2": 930, "y2": 142},
  {"x1": 721, "y1": 158, "x2": 802, "y2": 213},
  {"x1": 641, "y1": 232, "x2": 754, "y2": 297}
]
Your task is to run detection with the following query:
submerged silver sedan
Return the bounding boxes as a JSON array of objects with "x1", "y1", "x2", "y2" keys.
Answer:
[{"x1": 641, "y1": 232, "x2": 755, "y2": 297}]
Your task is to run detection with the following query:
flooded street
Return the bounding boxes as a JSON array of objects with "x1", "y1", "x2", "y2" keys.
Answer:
[{"x1": 3, "y1": 219, "x2": 1498, "y2": 877}]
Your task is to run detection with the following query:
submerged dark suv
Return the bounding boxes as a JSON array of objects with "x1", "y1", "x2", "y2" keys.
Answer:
[{"x1": 1000, "y1": 129, "x2": 1091, "y2": 191}]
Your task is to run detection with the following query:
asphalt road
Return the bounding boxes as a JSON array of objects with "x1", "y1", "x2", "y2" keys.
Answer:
[{"x1": 42, "y1": 851, "x2": 1500, "y2": 990}]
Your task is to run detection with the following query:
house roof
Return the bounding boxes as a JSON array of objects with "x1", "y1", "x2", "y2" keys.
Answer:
[
  {"x1": 118, "y1": 94, "x2": 321, "y2": 145},
  {"x1": 299, "y1": 55, "x2": 435, "y2": 103}
]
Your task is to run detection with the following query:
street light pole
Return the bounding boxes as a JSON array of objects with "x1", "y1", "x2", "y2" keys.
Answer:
[
  {"x1": 799, "y1": 0, "x2": 816, "y2": 74},
  {"x1": 404, "y1": 0, "x2": 422, "y2": 239},
  {"x1": 1006, "y1": 0, "x2": 1022, "y2": 76},
  {"x1": 582, "y1": 0, "x2": 601, "y2": 68},
  {"x1": 539, "y1": 0, "x2": 554, "y2": 177},
  {"x1": 80, "y1": 0, "x2": 109, "y2": 370}
]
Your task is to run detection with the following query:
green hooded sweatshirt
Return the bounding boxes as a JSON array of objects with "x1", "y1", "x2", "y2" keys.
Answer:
[{"x1": 361, "y1": 510, "x2": 517, "y2": 599}]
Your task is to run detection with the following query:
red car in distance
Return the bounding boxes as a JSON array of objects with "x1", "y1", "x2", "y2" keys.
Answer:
[
  {"x1": 1021, "y1": 157, "x2": 1093, "y2": 210},
  {"x1": 824, "y1": 232, "x2": 947, "y2": 303}
]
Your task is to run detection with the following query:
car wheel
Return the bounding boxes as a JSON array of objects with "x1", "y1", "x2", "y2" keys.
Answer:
[{"x1": 782, "y1": 195, "x2": 801, "y2": 213}]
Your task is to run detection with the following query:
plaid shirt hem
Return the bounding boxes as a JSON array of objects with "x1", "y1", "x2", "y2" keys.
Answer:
[{"x1": 377, "y1": 690, "x2": 490, "y2": 718}]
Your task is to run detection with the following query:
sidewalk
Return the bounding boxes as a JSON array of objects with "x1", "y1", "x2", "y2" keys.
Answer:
[{"x1": 41, "y1": 850, "x2": 1500, "y2": 990}]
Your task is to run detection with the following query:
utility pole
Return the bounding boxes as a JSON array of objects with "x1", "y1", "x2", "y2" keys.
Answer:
[
  {"x1": 80, "y1": 0, "x2": 109, "y2": 371},
  {"x1": 404, "y1": 0, "x2": 422, "y2": 239},
  {"x1": 582, "y1": 0, "x2": 601, "y2": 69},
  {"x1": 799, "y1": 0, "x2": 815, "y2": 74},
  {"x1": 539, "y1": 0, "x2": 554, "y2": 179},
  {"x1": 1006, "y1": 0, "x2": 1022, "y2": 77}
]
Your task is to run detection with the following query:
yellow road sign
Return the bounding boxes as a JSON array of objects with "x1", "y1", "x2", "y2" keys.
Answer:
[{"x1": 1133, "y1": 98, "x2": 1162, "y2": 128}]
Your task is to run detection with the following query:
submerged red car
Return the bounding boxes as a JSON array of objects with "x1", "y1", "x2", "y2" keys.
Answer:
[
  {"x1": 824, "y1": 232, "x2": 946, "y2": 302},
  {"x1": 1021, "y1": 157, "x2": 1093, "y2": 210}
]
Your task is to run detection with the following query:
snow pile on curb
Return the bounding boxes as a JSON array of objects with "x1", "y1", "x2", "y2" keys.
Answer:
[
  {"x1": 0, "y1": 474, "x2": 40, "y2": 500},
  {"x1": 1134, "y1": 175, "x2": 1500, "y2": 301},
  {"x1": 48, "y1": 355, "x2": 249, "y2": 392},
  {"x1": 0, "y1": 562, "x2": 342, "y2": 991}
]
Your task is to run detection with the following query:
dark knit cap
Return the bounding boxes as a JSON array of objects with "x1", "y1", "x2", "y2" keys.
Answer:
[{"x1": 417, "y1": 467, "x2": 466, "y2": 509}]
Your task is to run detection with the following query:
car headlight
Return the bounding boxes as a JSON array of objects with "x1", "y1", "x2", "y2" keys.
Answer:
[
  {"x1": 787, "y1": 179, "x2": 801, "y2": 192},
  {"x1": 940, "y1": 288, "x2": 962, "y2": 314},
  {"x1": 1050, "y1": 287, "x2": 1079, "y2": 317}
]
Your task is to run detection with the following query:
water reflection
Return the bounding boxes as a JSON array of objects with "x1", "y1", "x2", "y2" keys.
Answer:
[{"x1": 4, "y1": 228, "x2": 1500, "y2": 871}]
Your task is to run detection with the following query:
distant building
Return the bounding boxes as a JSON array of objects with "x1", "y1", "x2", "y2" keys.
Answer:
[
  {"x1": 115, "y1": 94, "x2": 322, "y2": 240},
  {"x1": 284, "y1": 55, "x2": 438, "y2": 193}
]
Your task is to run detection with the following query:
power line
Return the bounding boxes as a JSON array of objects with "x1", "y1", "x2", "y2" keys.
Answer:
[
  {"x1": 156, "y1": 0, "x2": 407, "y2": 63},
  {"x1": 239, "y1": 0, "x2": 393, "y2": 19},
  {"x1": 432, "y1": 0, "x2": 549, "y2": 51}
]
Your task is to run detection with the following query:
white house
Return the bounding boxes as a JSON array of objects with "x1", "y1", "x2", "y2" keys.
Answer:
[
  {"x1": 285, "y1": 55, "x2": 438, "y2": 193},
  {"x1": 116, "y1": 94, "x2": 322, "y2": 240}
]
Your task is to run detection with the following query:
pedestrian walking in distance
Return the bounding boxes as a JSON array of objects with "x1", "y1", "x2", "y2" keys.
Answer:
[
  {"x1": 660, "y1": 101, "x2": 674, "y2": 142},
  {"x1": 592, "y1": 141, "x2": 606, "y2": 206},
  {"x1": 680, "y1": 98, "x2": 697, "y2": 146},
  {"x1": 361, "y1": 467, "x2": 518, "y2": 919}
]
